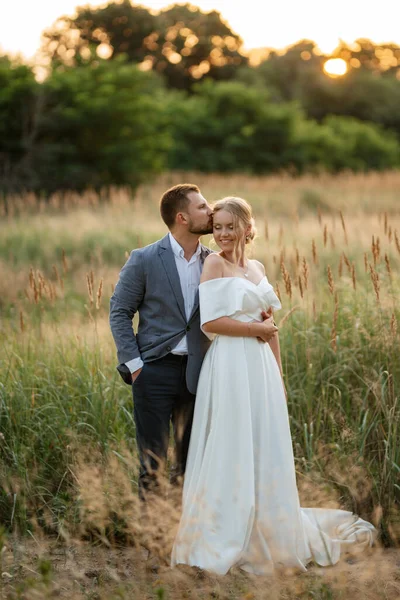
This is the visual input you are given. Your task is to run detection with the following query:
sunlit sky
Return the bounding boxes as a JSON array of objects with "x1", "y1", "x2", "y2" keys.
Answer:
[{"x1": 1, "y1": 0, "x2": 400, "y2": 60}]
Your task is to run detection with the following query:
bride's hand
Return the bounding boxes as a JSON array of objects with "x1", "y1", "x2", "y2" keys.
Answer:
[
  {"x1": 254, "y1": 317, "x2": 278, "y2": 342},
  {"x1": 261, "y1": 308, "x2": 273, "y2": 321}
]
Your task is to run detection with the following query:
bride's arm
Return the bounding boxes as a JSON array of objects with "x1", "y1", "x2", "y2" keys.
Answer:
[
  {"x1": 268, "y1": 334, "x2": 283, "y2": 376},
  {"x1": 268, "y1": 333, "x2": 287, "y2": 400},
  {"x1": 203, "y1": 316, "x2": 276, "y2": 341},
  {"x1": 201, "y1": 254, "x2": 277, "y2": 342}
]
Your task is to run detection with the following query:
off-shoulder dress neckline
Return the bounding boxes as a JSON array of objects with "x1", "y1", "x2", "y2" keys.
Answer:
[{"x1": 199, "y1": 276, "x2": 267, "y2": 288}]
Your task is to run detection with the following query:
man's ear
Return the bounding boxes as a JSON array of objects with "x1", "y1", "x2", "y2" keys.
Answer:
[{"x1": 176, "y1": 212, "x2": 188, "y2": 225}]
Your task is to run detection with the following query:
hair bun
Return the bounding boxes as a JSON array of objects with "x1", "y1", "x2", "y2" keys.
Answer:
[{"x1": 246, "y1": 218, "x2": 257, "y2": 244}]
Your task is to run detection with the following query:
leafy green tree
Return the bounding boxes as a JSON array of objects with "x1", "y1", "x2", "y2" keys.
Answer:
[
  {"x1": 30, "y1": 58, "x2": 171, "y2": 193},
  {"x1": 333, "y1": 38, "x2": 400, "y2": 75},
  {"x1": 324, "y1": 115, "x2": 400, "y2": 170},
  {"x1": 41, "y1": 1, "x2": 156, "y2": 67},
  {"x1": 41, "y1": 1, "x2": 247, "y2": 90},
  {"x1": 166, "y1": 79, "x2": 400, "y2": 174},
  {"x1": 167, "y1": 80, "x2": 301, "y2": 172},
  {"x1": 253, "y1": 40, "x2": 324, "y2": 102},
  {"x1": 154, "y1": 4, "x2": 246, "y2": 89},
  {"x1": 294, "y1": 115, "x2": 400, "y2": 172},
  {"x1": 0, "y1": 57, "x2": 40, "y2": 192},
  {"x1": 251, "y1": 39, "x2": 400, "y2": 139},
  {"x1": 302, "y1": 69, "x2": 400, "y2": 137}
]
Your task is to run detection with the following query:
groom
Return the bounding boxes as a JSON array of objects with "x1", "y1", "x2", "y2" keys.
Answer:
[{"x1": 109, "y1": 183, "x2": 214, "y2": 498}]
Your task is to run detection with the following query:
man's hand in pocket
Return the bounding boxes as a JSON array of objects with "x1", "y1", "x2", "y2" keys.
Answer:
[{"x1": 131, "y1": 368, "x2": 142, "y2": 383}]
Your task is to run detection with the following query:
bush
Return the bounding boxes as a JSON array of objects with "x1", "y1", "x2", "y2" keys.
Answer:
[
  {"x1": 167, "y1": 80, "x2": 301, "y2": 173},
  {"x1": 293, "y1": 115, "x2": 400, "y2": 172}
]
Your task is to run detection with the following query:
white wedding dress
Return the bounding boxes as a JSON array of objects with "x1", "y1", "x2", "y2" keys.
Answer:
[{"x1": 171, "y1": 276, "x2": 376, "y2": 575}]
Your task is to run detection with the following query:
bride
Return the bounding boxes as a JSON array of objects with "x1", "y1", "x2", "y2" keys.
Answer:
[{"x1": 171, "y1": 197, "x2": 376, "y2": 575}]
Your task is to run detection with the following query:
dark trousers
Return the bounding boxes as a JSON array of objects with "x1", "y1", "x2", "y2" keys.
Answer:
[{"x1": 132, "y1": 354, "x2": 195, "y2": 499}]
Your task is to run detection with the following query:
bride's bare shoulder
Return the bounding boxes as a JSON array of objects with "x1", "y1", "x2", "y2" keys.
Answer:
[
  {"x1": 201, "y1": 253, "x2": 224, "y2": 282},
  {"x1": 250, "y1": 259, "x2": 266, "y2": 276},
  {"x1": 204, "y1": 252, "x2": 224, "y2": 265}
]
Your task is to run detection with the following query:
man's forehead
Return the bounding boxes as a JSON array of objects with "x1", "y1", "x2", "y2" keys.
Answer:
[{"x1": 188, "y1": 191, "x2": 206, "y2": 205}]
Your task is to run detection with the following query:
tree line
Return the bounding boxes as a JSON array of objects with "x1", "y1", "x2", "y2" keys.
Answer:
[{"x1": 1, "y1": 1, "x2": 400, "y2": 194}]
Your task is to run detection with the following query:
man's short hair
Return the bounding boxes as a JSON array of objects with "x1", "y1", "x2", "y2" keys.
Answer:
[{"x1": 160, "y1": 183, "x2": 200, "y2": 229}]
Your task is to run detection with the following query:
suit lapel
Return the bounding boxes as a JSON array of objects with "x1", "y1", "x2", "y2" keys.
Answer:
[
  {"x1": 188, "y1": 245, "x2": 212, "y2": 321},
  {"x1": 158, "y1": 235, "x2": 186, "y2": 321}
]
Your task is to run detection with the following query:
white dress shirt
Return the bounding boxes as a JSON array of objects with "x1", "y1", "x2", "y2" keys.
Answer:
[{"x1": 126, "y1": 232, "x2": 202, "y2": 373}]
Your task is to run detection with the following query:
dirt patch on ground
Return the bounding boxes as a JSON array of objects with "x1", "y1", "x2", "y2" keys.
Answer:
[{"x1": 1, "y1": 537, "x2": 399, "y2": 600}]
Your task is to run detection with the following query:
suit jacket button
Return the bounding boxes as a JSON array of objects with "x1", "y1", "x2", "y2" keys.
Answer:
[
  {"x1": 166, "y1": 345, "x2": 171, "y2": 351},
  {"x1": 186, "y1": 325, "x2": 191, "y2": 332}
]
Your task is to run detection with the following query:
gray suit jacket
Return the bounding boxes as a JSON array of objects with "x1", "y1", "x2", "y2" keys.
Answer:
[{"x1": 109, "y1": 234, "x2": 212, "y2": 394}]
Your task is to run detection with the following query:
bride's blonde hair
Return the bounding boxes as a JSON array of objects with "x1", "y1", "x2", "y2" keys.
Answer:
[{"x1": 212, "y1": 196, "x2": 257, "y2": 264}]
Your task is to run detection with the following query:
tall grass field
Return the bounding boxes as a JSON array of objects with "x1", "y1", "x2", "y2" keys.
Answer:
[{"x1": 0, "y1": 171, "x2": 399, "y2": 599}]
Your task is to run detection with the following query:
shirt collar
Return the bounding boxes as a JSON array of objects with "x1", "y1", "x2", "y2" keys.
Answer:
[{"x1": 169, "y1": 232, "x2": 201, "y2": 259}]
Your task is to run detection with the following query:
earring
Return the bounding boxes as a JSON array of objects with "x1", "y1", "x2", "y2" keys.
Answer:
[{"x1": 246, "y1": 235, "x2": 250, "y2": 241}]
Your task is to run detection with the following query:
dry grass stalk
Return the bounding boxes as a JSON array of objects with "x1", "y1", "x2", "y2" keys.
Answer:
[
  {"x1": 327, "y1": 266, "x2": 335, "y2": 295},
  {"x1": 32, "y1": 273, "x2": 39, "y2": 304},
  {"x1": 388, "y1": 225, "x2": 392, "y2": 242},
  {"x1": 29, "y1": 267, "x2": 34, "y2": 291},
  {"x1": 280, "y1": 260, "x2": 292, "y2": 299},
  {"x1": 52, "y1": 264, "x2": 64, "y2": 291},
  {"x1": 278, "y1": 305, "x2": 299, "y2": 327},
  {"x1": 317, "y1": 205, "x2": 322, "y2": 225},
  {"x1": 371, "y1": 235, "x2": 381, "y2": 265},
  {"x1": 279, "y1": 248, "x2": 286, "y2": 266},
  {"x1": 311, "y1": 239, "x2": 318, "y2": 265},
  {"x1": 96, "y1": 278, "x2": 103, "y2": 310},
  {"x1": 384, "y1": 253, "x2": 392, "y2": 280},
  {"x1": 364, "y1": 252, "x2": 368, "y2": 273},
  {"x1": 302, "y1": 257, "x2": 309, "y2": 291},
  {"x1": 264, "y1": 220, "x2": 269, "y2": 240},
  {"x1": 62, "y1": 248, "x2": 68, "y2": 273},
  {"x1": 323, "y1": 224, "x2": 328, "y2": 247},
  {"x1": 369, "y1": 263, "x2": 381, "y2": 303},
  {"x1": 86, "y1": 273, "x2": 94, "y2": 306},
  {"x1": 331, "y1": 292, "x2": 339, "y2": 352},
  {"x1": 390, "y1": 313, "x2": 397, "y2": 337},
  {"x1": 48, "y1": 281, "x2": 57, "y2": 302},
  {"x1": 351, "y1": 263, "x2": 357, "y2": 290},
  {"x1": 37, "y1": 271, "x2": 46, "y2": 299},
  {"x1": 329, "y1": 232, "x2": 336, "y2": 249},
  {"x1": 394, "y1": 230, "x2": 400, "y2": 255},
  {"x1": 19, "y1": 310, "x2": 24, "y2": 333},
  {"x1": 275, "y1": 281, "x2": 282, "y2": 302},
  {"x1": 298, "y1": 275, "x2": 304, "y2": 299},
  {"x1": 313, "y1": 299, "x2": 317, "y2": 320},
  {"x1": 295, "y1": 247, "x2": 300, "y2": 269},
  {"x1": 342, "y1": 252, "x2": 351, "y2": 275},
  {"x1": 384, "y1": 211, "x2": 388, "y2": 235},
  {"x1": 339, "y1": 210, "x2": 348, "y2": 245},
  {"x1": 372, "y1": 236, "x2": 377, "y2": 265}
]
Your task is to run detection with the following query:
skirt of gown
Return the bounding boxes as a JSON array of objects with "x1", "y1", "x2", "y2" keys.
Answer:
[{"x1": 171, "y1": 331, "x2": 377, "y2": 575}]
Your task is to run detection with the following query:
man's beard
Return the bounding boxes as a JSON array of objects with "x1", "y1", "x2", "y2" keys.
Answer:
[{"x1": 188, "y1": 219, "x2": 213, "y2": 236}]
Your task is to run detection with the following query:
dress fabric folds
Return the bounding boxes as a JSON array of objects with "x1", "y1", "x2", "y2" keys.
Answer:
[{"x1": 171, "y1": 277, "x2": 376, "y2": 575}]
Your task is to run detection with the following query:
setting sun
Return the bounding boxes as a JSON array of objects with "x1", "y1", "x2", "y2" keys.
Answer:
[{"x1": 323, "y1": 58, "x2": 348, "y2": 77}]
